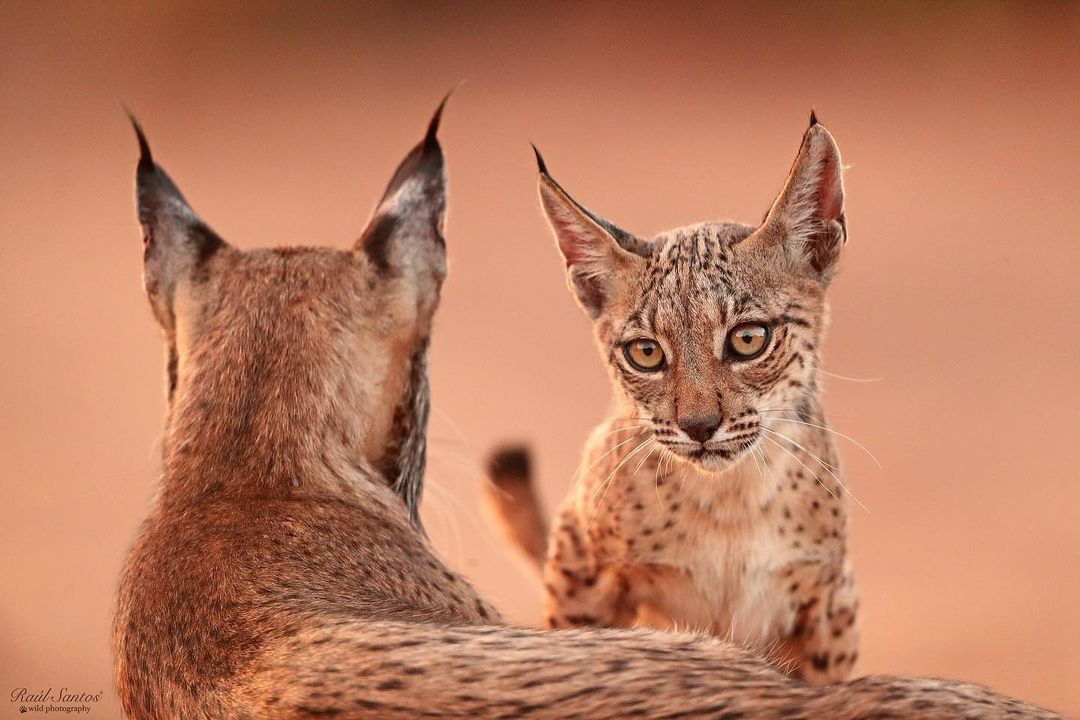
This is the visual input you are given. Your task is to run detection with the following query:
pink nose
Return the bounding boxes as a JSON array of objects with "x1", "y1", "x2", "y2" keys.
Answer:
[{"x1": 678, "y1": 416, "x2": 720, "y2": 444}]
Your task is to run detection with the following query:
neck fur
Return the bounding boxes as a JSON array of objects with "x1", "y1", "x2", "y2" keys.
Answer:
[{"x1": 158, "y1": 335, "x2": 429, "y2": 525}]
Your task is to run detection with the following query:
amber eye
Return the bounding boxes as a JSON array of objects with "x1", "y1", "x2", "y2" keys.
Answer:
[
  {"x1": 727, "y1": 323, "x2": 770, "y2": 360},
  {"x1": 624, "y1": 339, "x2": 666, "y2": 372}
]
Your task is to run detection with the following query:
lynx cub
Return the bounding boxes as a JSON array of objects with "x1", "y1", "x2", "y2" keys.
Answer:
[{"x1": 489, "y1": 115, "x2": 859, "y2": 683}]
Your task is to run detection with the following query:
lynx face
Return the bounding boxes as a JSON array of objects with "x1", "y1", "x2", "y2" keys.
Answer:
[
  {"x1": 537, "y1": 118, "x2": 847, "y2": 472},
  {"x1": 131, "y1": 103, "x2": 449, "y2": 519}
]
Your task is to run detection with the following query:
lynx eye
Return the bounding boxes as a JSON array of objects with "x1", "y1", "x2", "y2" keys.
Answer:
[
  {"x1": 624, "y1": 339, "x2": 666, "y2": 372},
  {"x1": 727, "y1": 323, "x2": 770, "y2": 360}
]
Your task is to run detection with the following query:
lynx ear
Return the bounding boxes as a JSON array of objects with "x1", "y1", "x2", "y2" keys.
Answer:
[
  {"x1": 356, "y1": 97, "x2": 448, "y2": 301},
  {"x1": 753, "y1": 113, "x2": 846, "y2": 282},
  {"x1": 534, "y1": 148, "x2": 647, "y2": 318},
  {"x1": 130, "y1": 115, "x2": 228, "y2": 331}
]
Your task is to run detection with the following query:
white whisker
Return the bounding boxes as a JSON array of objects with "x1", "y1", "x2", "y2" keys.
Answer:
[
  {"x1": 587, "y1": 438, "x2": 653, "y2": 528},
  {"x1": 633, "y1": 442, "x2": 659, "y2": 475},
  {"x1": 761, "y1": 415, "x2": 881, "y2": 469},
  {"x1": 655, "y1": 445, "x2": 675, "y2": 506},
  {"x1": 759, "y1": 433, "x2": 839, "y2": 503},
  {"x1": 572, "y1": 431, "x2": 647, "y2": 489},
  {"x1": 761, "y1": 427, "x2": 868, "y2": 513},
  {"x1": 592, "y1": 423, "x2": 650, "y2": 440},
  {"x1": 430, "y1": 406, "x2": 472, "y2": 447},
  {"x1": 820, "y1": 369, "x2": 882, "y2": 383}
]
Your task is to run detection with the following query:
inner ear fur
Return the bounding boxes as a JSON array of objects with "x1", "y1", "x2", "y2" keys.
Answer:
[{"x1": 534, "y1": 154, "x2": 647, "y2": 318}]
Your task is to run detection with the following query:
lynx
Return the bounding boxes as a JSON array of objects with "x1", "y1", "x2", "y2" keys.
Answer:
[
  {"x1": 487, "y1": 117, "x2": 861, "y2": 683},
  {"x1": 114, "y1": 103, "x2": 1059, "y2": 719}
]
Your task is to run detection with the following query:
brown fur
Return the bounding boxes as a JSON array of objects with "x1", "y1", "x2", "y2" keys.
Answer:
[{"x1": 115, "y1": 108, "x2": 1061, "y2": 719}]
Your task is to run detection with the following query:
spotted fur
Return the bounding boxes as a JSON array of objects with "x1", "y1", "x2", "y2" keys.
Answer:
[
  {"x1": 115, "y1": 108, "x2": 1061, "y2": 719},
  {"x1": 494, "y1": 119, "x2": 858, "y2": 684}
]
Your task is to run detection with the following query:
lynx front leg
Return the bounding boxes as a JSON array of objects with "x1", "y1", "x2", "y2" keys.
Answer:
[
  {"x1": 778, "y1": 558, "x2": 860, "y2": 683},
  {"x1": 541, "y1": 512, "x2": 636, "y2": 629}
]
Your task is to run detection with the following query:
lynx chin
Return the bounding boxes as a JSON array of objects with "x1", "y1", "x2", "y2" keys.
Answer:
[{"x1": 487, "y1": 114, "x2": 859, "y2": 683}]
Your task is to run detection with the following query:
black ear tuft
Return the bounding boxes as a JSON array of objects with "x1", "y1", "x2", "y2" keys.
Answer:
[
  {"x1": 424, "y1": 89, "x2": 452, "y2": 151},
  {"x1": 126, "y1": 110, "x2": 154, "y2": 171},
  {"x1": 531, "y1": 144, "x2": 549, "y2": 176},
  {"x1": 809, "y1": 109, "x2": 819, "y2": 127}
]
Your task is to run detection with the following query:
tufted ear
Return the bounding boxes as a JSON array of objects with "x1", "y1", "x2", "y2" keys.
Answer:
[
  {"x1": 130, "y1": 115, "x2": 229, "y2": 331},
  {"x1": 353, "y1": 97, "x2": 453, "y2": 528},
  {"x1": 355, "y1": 97, "x2": 448, "y2": 305},
  {"x1": 534, "y1": 147, "x2": 648, "y2": 318},
  {"x1": 752, "y1": 112, "x2": 847, "y2": 283}
]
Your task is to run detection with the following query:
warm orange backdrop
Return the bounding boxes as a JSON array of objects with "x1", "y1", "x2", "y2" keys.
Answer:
[{"x1": 2, "y1": 3, "x2": 1078, "y2": 717}]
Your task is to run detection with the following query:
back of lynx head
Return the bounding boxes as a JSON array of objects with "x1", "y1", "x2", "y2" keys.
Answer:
[
  {"x1": 132, "y1": 103, "x2": 450, "y2": 523},
  {"x1": 537, "y1": 115, "x2": 846, "y2": 472}
]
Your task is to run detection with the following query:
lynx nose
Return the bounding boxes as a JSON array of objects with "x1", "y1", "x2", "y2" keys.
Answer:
[{"x1": 678, "y1": 415, "x2": 721, "y2": 444}]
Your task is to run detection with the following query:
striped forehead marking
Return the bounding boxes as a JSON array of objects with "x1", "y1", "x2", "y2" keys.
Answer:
[{"x1": 632, "y1": 228, "x2": 738, "y2": 331}]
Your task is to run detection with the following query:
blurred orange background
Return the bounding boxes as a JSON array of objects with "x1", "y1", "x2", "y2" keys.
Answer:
[{"x1": 1, "y1": 2, "x2": 1078, "y2": 716}]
